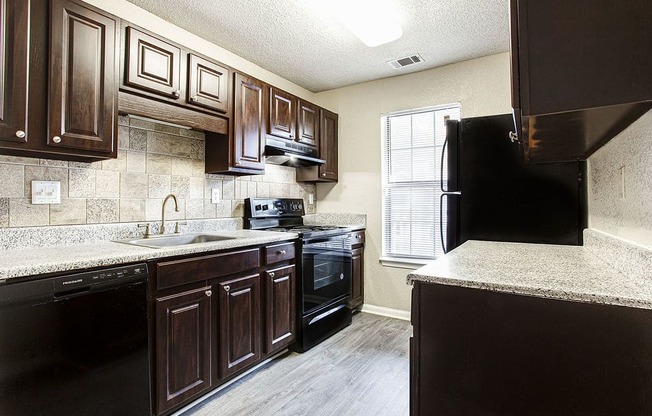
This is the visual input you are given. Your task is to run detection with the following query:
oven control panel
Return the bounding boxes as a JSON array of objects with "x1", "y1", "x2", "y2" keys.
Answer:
[{"x1": 245, "y1": 198, "x2": 305, "y2": 218}]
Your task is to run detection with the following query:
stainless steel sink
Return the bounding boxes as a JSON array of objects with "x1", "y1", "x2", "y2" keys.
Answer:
[{"x1": 115, "y1": 233, "x2": 236, "y2": 249}]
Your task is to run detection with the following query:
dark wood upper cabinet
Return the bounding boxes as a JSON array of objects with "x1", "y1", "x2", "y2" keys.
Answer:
[
  {"x1": 187, "y1": 53, "x2": 229, "y2": 113},
  {"x1": 268, "y1": 87, "x2": 296, "y2": 141},
  {"x1": 232, "y1": 72, "x2": 266, "y2": 172},
  {"x1": 124, "y1": 26, "x2": 182, "y2": 100},
  {"x1": 511, "y1": 0, "x2": 652, "y2": 163},
  {"x1": 0, "y1": 0, "x2": 29, "y2": 146},
  {"x1": 205, "y1": 72, "x2": 266, "y2": 175},
  {"x1": 216, "y1": 273, "x2": 261, "y2": 379},
  {"x1": 297, "y1": 99, "x2": 319, "y2": 148},
  {"x1": 48, "y1": 0, "x2": 118, "y2": 156},
  {"x1": 263, "y1": 265, "x2": 296, "y2": 354},
  {"x1": 296, "y1": 108, "x2": 338, "y2": 182},
  {"x1": 155, "y1": 287, "x2": 212, "y2": 415}
]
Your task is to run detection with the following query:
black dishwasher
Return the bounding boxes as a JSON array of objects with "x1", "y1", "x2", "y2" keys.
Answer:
[{"x1": 0, "y1": 264, "x2": 151, "y2": 416}]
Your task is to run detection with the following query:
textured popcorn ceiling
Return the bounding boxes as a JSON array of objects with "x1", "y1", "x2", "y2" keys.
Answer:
[{"x1": 125, "y1": 0, "x2": 510, "y2": 92}]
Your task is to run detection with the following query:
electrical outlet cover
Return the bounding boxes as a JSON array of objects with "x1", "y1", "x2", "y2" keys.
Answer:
[
  {"x1": 211, "y1": 188, "x2": 221, "y2": 203},
  {"x1": 32, "y1": 180, "x2": 61, "y2": 204}
]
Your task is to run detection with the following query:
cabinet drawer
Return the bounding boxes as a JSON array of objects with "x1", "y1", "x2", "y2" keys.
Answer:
[
  {"x1": 157, "y1": 248, "x2": 259, "y2": 290},
  {"x1": 263, "y1": 242, "x2": 295, "y2": 265},
  {"x1": 352, "y1": 230, "x2": 365, "y2": 247}
]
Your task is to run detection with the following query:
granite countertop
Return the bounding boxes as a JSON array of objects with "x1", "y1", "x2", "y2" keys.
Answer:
[
  {"x1": 407, "y1": 239, "x2": 652, "y2": 310},
  {"x1": 0, "y1": 230, "x2": 297, "y2": 281}
]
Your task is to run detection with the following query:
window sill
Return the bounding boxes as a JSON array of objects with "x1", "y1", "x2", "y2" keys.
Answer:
[{"x1": 379, "y1": 256, "x2": 433, "y2": 270}]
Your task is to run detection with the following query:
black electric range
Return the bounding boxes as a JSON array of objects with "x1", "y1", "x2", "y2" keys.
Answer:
[{"x1": 244, "y1": 198, "x2": 353, "y2": 351}]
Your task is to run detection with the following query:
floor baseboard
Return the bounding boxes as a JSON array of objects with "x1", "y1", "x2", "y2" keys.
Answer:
[{"x1": 361, "y1": 304, "x2": 411, "y2": 321}]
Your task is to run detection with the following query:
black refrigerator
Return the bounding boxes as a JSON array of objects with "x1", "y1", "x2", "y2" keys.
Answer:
[{"x1": 441, "y1": 114, "x2": 586, "y2": 253}]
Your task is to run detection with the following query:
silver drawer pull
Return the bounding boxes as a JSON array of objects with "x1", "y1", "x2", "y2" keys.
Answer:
[
  {"x1": 223, "y1": 285, "x2": 230, "y2": 292},
  {"x1": 172, "y1": 89, "x2": 181, "y2": 98},
  {"x1": 356, "y1": 235, "x2": 361, "y2": 239},
  {"x1": 269, "y1": 272, "x2": 275, "y2": 278},
  {"x1": 15, "y1": 130, "x2": 26, "y2": 139},
  {"x1": 277, "y1": 250, "x2": 287, "y2": 255},
  {"x1": 205, "y1": 290, "x2": 212, "y2": 297},
  {"x1": 191, "y1": 95, "x2": 198, "y2": 102}
]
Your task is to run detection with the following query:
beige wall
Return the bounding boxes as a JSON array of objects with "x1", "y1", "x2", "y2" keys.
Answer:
[
  {"x1": 588, "y1": 110, "x2": 652, "y2": 249},
  {"x1": 314, "y1": 53, "x2": 512, "y2": 313}
]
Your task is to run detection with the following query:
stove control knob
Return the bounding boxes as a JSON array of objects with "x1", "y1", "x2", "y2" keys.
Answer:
[{"x1": 298, "y1": 203, "x2": 303, "y2": 210}]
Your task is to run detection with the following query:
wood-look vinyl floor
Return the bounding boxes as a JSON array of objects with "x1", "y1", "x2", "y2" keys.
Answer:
[{"x1": 183, "y1": 312, "x2": 411, "y2": 416}]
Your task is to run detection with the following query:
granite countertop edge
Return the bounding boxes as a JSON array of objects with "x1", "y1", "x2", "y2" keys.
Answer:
[
  {"x1": 406, "y1": 238, "x2": 652, "y2": 311},
  {"x1": 0, "y1": 231, "x2": 298, "y2": 281}
]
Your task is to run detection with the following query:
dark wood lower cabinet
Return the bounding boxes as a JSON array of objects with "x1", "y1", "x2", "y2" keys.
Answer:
[
  {"x1": 152, "y1": 244, "x2": 296, "y2": 415},
  {"x1": 350, "y1": 247, "x2": 364, "y2": 311},
  {"x1": 350, "y1": 230, "x2": 365, "y2": 311},
  {"x1": 411, "y1": 281, "x2": 652, "y2": 416},
  {"x1": 216, "y1": 273, "x2": 261, "y2": 379},
  {"x1": 264, "y1": 265, "x2": 296, "y2": 354},
  {"x1": 155, "y1": 286, "x2": 212, "y2": 415}
]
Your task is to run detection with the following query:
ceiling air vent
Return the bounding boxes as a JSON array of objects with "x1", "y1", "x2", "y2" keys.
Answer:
[{"x1": 387, "y1": 54, "x2": 424, "y2": 69}]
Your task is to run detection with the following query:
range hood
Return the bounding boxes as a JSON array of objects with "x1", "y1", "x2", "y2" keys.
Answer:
[{"x1": 265, "y1": 137, "x2": 325, "y2": 167}]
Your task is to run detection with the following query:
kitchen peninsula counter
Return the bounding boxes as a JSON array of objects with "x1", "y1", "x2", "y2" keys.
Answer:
[{"x1": 407, "y1": 229, "x2": 652, "y2": 310}]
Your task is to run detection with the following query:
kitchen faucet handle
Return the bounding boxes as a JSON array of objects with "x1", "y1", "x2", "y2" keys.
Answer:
[
  {"x1": 137, "y1": 223, "x2": 152, "y2": 238},
  {"x1": 174, "y1": 221, "x2": 187, "y2": 234}
]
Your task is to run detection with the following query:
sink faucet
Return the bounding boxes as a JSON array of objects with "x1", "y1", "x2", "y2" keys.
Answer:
[{"x1": 160, "y1": 194, "x2": 179, "y2": 234}]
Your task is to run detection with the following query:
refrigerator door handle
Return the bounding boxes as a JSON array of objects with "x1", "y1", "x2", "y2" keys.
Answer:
[
  {"x1": 440, "y1": 135, "x2": 449, "y2": 193},
  {"x1": 439, "y1": 191, "x2": 461, "y2": 254}
]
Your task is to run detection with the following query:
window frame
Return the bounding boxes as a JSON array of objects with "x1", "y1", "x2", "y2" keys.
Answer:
[{"x1": 380, "y1": 103, "x2": 461, "y2": 268}]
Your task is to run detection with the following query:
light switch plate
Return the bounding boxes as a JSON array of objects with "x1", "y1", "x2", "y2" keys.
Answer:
[
  {"x1": 211, "y1": 188, "x2": 220, "y2": 203},
  {"x1": 32, "y1": 180, "x2": 61, "y2": 204}
]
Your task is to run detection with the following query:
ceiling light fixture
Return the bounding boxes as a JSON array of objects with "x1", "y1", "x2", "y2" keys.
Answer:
[{"x1": 307, "y1": 0, "x2": 403, "y2": 47}]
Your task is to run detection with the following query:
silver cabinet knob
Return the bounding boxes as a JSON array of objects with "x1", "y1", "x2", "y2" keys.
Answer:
[
  {"x1": 52, "y1": 136, "x2": 61, "y2": 144},
  {"x1": 223, "y1": 285, "x2": 230, "y2": 292},
  {"x1": 172, "y1": 90, "x2": 181, "y2": 98},
  {"x1": 356, "y1": 235, "x2": 361, "y2": 239},
  {"x1": 509, "y1": 131, "x2": 519, "y2": 143},
  {"x1": 205, "y1": 290, "x2": 212, "y2": 297},
  {"x1": 190, "y1": 96, "x2": 198, "y2": 102},
  {"x1": 15, "y1": 130, "x2": 25, "y2": 139},
  {"x1": 289, "y1": 134, "x2": 294, "y2": 139},
  {"x1": 278, "y1": 250, "x2": 287, "y2": 255},
  {"x1": 321, "y1": 173, "x2": 326, "y2": 177},
  {"x1": 340, "y1": 273, "x2": 344, "y2": 280},
  {"x1": 269, "y1": 272, "x2": 275, "y2": 278}
]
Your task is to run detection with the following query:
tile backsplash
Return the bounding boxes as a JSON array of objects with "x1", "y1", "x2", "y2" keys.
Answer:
[
  {"x1": 0, "y1": 116, "x2": 316, "y2": 228},
  {"x1": 588, "y1": 109, "x2": 652, "y2": 248}
]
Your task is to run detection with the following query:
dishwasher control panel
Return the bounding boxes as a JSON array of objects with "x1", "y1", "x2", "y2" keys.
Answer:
[{"x1": 54, "y1": 263, "x2": 149, "y2": 292}]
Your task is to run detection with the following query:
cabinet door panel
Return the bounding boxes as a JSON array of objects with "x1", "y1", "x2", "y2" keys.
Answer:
[
  {"x1": 318, "y1": 109, "x2": 338, "y2": 181},
  {"x1": 264, "y1": 265, "x2": 296, "y2": 354},
  {"x1": 232, "y1": 73, "x2": 266, "y2": 171},
  {"x1": 217, "y1": 273, "x2": 261, "y2": 378},
  {"x1": 155, "y1": 287, "x2": 212, "y2": 414},
  {"x1": 351, "y1": 247, "x2": 364, "y2": 310},
  {"x1": 49, "y1": 0, "x2": 118, "y2": 154},
  {"x1": 297, "y1": 100, "x2": 319, "y2": 148},
  {"x1": 125, "y1": 27, "x2": 181, "y2": 99},
  {"x1": 268, "y1": 87, "x2": 295, "y2": 140},
  {"x1": 187, "y1": 53, "x2": 229, "y2": 113},
  {"x1": 0, "y1": 0, "x2": 29, "y2": 144}
]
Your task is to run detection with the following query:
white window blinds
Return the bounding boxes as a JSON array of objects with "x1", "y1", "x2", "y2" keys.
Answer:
[{"x1": 382, "y1": 105, "x2": 461, "y2": 262}]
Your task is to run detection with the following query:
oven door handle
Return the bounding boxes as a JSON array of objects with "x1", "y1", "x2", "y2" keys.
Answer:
[{"x1": 308, "y1": 304, "x2": 348, "y2": 325}]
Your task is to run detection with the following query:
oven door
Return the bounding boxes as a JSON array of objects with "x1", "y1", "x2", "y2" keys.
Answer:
[{"x1": 301, "y1": 235, "x2": 353, "y2": 315}]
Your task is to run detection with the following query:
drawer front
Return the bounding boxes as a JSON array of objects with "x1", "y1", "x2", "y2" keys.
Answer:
[
  {"x1": 352, "y1": 230, "x2": 365, "y2": 247},
  {"x1": 157, "y1": 248, "x2": 259, "y2": 290},
  {"x1": 264, "y1": 242, "x2": 295, "y2": 265}
]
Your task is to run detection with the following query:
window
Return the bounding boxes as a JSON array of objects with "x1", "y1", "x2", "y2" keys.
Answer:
[{"x1": 381, "y1": 104, "x2": 461, "y2": 266}]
